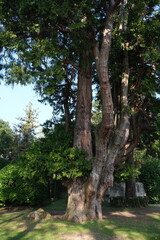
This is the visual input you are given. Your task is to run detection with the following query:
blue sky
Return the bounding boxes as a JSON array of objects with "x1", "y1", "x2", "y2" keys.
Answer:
[{"x1": 0, "y1": 82, "x2": 53, "y2": 128}]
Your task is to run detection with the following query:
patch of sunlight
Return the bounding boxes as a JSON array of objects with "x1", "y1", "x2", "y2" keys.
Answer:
[
  {"x1": 114, "y1": 229, "x2": 146, "y2": 240},
  {"x1": 110, "y1": 211, "x2": 136, "y2": 218},
  {"x1": 0, "y1": 229, "x2": 24, "y2": 240},
  {"x1": 23, "y1": 228, "x2": 93, "y2": 240},
  {"x1": 35, "y1": 219, "x2": 90, "y2": 234},
  {"x1": 104, "y1": 224, "x2": 116, "y2": 230},
  {"x1": 146, "y1": 213, "x2": 160, "y2": 221}
]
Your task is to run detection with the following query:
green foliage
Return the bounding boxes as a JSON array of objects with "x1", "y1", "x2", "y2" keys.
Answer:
[
  {"x1": 115, "y1": 162, "x2": 140, "y2": 182},
  {"x1": 91, "y1": 100, "x2": 102, "y2": 126},
  {"x1": 42, "y1": 125, "x2": 92, "y2": 179},
  {"x1": 30, "y1": 125, "x2": 91, "y2": 179},
  {"x1": 47, "y1": 147, "x2": 91, "y2": 179},
  {"x1": 0, "y1": 161, "x2": 48, "y2": 206},
  {"x1": 0, "y1": 119, "x2": 14, "y2": 160},
  {"x1": 0, "y1": 158, "x2": 8, "y2": 170},
  {"x1": 139, "y1": 156, "x2": 160, "y2": 203},
  {"x1": 0, "y1": 124, "x2": 91, "y2": 206},
  {"x1": 14, "y1": 102, "x2": 39, "y2": 154}
]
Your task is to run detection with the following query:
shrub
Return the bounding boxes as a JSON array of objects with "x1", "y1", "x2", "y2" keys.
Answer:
[
  {"x1": 0, "y1": 162, "x2": 48, "y2": 206},
  {"x1": 139, "y1": 156, "x2": 160, "y2": 203},
  {"x1": 0, "y1": 158, "x2": 8, "y2": 170},
  {"x1": 0, "y1": 136, "x2": 91, "y2": 206}
]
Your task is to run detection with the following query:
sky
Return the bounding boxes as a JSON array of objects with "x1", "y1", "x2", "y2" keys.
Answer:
[{"x1": 0, "y1": 82, "x2": 53, "y2": 129}]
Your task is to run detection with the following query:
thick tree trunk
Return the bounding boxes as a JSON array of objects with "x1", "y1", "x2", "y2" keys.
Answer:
[
  {"x1": 96, "y1": 47, "x2": 130, "y2": 217},
  {"x1": 73, "y1": 49, "x2": 92, "y2": 159},
  {"x1": 63, "y1": 178, "x2": 87, "y2": 222},
  {"x1": 91, "y1": 12, "x2": 115, "y2": 219},
  {"x1": 64, "y1": 48, "x2": 93, "y2": 222},
  {"x1": 64, "y1": 2, "x2": 123, "y2": 223},
  {"x1": 93, "y1": 5, "x2": 130, "y2": 217}
]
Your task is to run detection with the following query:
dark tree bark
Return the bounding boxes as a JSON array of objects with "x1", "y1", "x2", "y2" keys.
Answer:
[
  {"x1": 73, "y1": 49, "x2": 93, "y2": 159},
  {"x1": 63, "y1": 47, "x2": 93, "y2": 222},
  {"x1": 92, "y1": 1, "x2": 130, "y2": 218},
  {"x1": 64, "y1": 1, "x2": 129, "y2": 222}
]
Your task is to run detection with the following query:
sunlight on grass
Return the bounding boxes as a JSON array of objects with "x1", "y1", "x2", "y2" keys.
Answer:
[
  {"x1": 146, "y1": 213, "x2": 160, "y2": 221},
  {"x1": 0, "y1": 204, "x2": 160, "y2": 240}
]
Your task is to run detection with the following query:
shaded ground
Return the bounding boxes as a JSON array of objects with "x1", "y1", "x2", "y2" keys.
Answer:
[
  {"x1": 104, "y1": 206, "x2": 160, "y2": 220},
  {"x1": 0, "y1": 204, "x2": 160, "y2": 240},
  {"x1": 55, "y1": 206, "x2": 160, "y2": 240}
]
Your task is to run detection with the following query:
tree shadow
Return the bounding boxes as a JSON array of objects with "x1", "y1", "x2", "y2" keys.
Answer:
[
  {"x1": 0, "y1": 212, "x2": 24, "y2": 225},
  {"x1": 99, "y1": 205, "x2": 160, "y2": 240},
  {"x1": 0, "y1": 205, "x2": 159, "y2": 240},
  {"x1": 0, "y1": 210, "x2": 43, "y2": 240}
]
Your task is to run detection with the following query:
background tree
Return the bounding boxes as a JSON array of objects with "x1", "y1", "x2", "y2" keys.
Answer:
[
  {"x1": 14, "y1": 102, "x2": 39, "y2": 154},
  {"x1": 0, "y1": 119, "x2": 14, "y2": 162}
]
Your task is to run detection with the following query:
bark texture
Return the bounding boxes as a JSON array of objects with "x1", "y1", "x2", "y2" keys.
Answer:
[
  {"x1": 63, "y1": 178, "x2": 86, "y2": 223},
  {"x1": 64, "y1": 48, "x2": 93, "y2": 222},
  {"x1": 64, "y1": 1, "x2": 131, "y2": 223},
  {"x1": 93, "y1": 3, "x2": 130, "y2": 218},
  {"x1": 73, "y1": 49, "x2": 92, "y2": 159}
]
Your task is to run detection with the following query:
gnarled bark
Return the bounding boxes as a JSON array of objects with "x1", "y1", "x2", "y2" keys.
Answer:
[
  {"x1": 64, "y1": 47, "x2": 93, "y2": 222},
  {"x1": 73, "y1": 49, "x2": 92, "y2": 159},
  {"x1": 63, "y1": 178, "x2": 87, "y2": 223},
  {"x1": 64, "y1": 1, "x2": 126, "y2": 223},
  {"x1": 83, "y1": 11, "x2": 115, "y2": 221}
]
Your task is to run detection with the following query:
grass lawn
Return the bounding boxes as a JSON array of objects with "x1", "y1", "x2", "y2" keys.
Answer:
[{"x1": 0, "y1": 199, "x2": 160, "y2": 240}]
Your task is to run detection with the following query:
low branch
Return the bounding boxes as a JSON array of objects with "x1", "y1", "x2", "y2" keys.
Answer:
[{"x1": 52, "y1": 23, "x2": 72, "y2": 34}]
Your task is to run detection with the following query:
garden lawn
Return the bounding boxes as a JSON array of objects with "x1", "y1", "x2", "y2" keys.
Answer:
[{"x1": 0, "y1": 200, "x2": 159, "y2": 240}]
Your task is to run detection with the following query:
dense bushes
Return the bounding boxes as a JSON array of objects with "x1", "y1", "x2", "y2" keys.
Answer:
[
  {"x1": 0, "y1": 162, "x2": 49, "y2": 206},
  {"x1": 0, "y1": 158, "x2": 8, "y2": 170},
  {"x1": 139, "y1": 156, "x2": 160, "y2": 203},
  {"x1": 0, "y1": 125, "x2": 92, "y2": 206}
]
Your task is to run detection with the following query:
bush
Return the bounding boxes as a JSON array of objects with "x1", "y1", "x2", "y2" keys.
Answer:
[
  {"x1": 0, "y1": 125, "x2": 92, "y2": 207},
  {"x1": 0, "y1": 158, "x2": 8, "y2": 170},
  {"x1": 139, "y1": 156, "x2": 160, "y2": 204},
  {"x1": 0, "y1": 162, "x2": 49, "y2": 206}
]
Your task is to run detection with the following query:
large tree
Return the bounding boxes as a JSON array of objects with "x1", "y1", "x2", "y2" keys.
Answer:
[{"x1": 0, "y1": 0, "x2": 160, "y2": 222}]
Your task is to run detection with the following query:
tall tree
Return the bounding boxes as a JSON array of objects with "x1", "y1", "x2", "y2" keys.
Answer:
[
  {"x1": 0, "y1": 0, "x2": 160, "y2": 222},
  {"x1": 14, "y1": 102, "x2": 39, "y2": 153}
]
